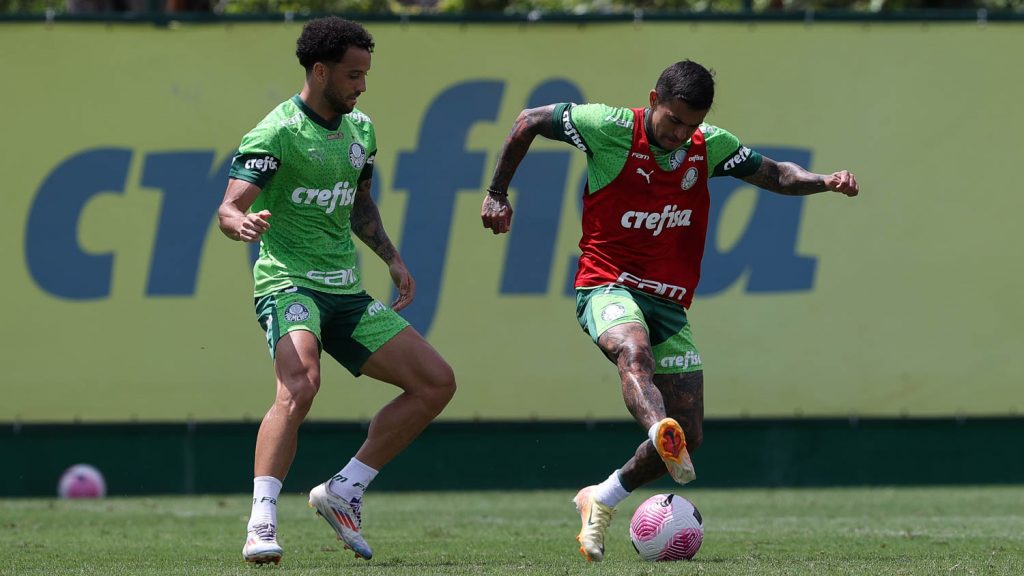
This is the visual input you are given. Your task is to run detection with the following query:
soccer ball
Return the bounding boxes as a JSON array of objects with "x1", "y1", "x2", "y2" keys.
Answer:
[
  {"x1": 629, "y1": 493, "x2": 703, "y2": 561},
  {"x1": 57, "y1": 463, "x2": 106, "y2": 499}
]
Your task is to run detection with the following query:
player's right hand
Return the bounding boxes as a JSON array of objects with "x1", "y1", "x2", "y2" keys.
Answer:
[
  {"x1": 238, "y1": 210, "x2": 271, "y2": 242},
  {"x1": 481, "y1": 192, "x2": 513, "y2": 235},
  {"x1": 826, "y1": 170, "x2": 859, "y2": 197}
]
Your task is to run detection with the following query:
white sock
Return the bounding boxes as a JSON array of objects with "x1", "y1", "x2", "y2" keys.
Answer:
[
  {"x1": 648, "y1": 419, "x2": 668, "y2": 446},
  {"x1": 248, "y1": 476, "x2": 283, "y2": 530},
  {"x1": 592, "y1": 470, "x2": 631, "y2": 508},
  {"x1": 328, "y1": 458, "x2": 379, "y2": 501}
]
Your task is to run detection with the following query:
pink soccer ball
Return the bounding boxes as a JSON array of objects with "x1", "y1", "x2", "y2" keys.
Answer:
[
  {"x1": 57, "y1": 464, "x2": 107, "y2": 499},
  {"x1": 629, "y1": 493, "x2": 703, "y2": 561}
]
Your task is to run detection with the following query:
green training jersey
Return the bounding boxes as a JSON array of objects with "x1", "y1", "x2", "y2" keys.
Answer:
[
  {"x1": 229, "y1": 95, "x2": 376, "y2": 298},
  {"x1": 551, "y1": 102, "x2": 762, "y2": 194}
]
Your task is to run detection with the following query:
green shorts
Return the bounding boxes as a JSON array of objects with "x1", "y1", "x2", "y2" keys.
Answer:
[
  {"x1": 576, "y1": 285, "x2": 703, "y2": 375},
  {"x1": 255, "y1": 287, "x2": 409, "y2": 376}
]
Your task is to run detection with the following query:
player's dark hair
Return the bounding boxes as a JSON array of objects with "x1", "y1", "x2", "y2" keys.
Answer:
[
  {"x1": 296, "y1": 16, "x2": 375, "y2": 71},
  {"x1": 656, "y1": 60, "x2": 715, "y2": 111}
]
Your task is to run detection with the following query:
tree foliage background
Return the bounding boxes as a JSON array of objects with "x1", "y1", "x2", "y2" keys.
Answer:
[{"x1": 1, "y1": 0, "x2": 1021, "y2": 18}]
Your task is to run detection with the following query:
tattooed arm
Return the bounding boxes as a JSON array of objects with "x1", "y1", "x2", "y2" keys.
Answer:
[
  {"x1": 488, "y1": 105, "x2": 559, "y2": 194},
  {"x1": 351, "y1": 177, "x2": 415, "y2": 310},
  {"x1": 742, "y1": 156, "x2": 859, "y2": 197},
  {"x1": 351, "y1": 177, "x2": 397, "y2": 262},
  {"x1": 481, "y1": 105, "x2": 559, "y2": 235}
]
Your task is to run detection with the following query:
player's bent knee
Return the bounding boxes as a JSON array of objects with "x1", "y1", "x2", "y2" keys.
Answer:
[
  {"x1": 426, "y1": 361, "x2": 457, "y2": 409},
  {"x1": 408, "y1": 358, "x2": 455, "y2": 415},
  {"x1": 277, "y1": 373, "x2": 320, "y2": 412}
]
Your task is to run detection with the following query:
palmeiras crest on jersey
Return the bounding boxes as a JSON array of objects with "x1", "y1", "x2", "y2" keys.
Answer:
[
  {"x1": 681, "y1": 167, "x2": 699, "y2": 190},
  {"x1": 670, "y1": 149, "x2": 687, "y2": 171},
  {"x1": 284, "y1": 303, "x2": 310, "y2": 322},
  {"x1": 349, "y1": 143, "x2": 367, "y2": 169},
  {"x1": 601, "y1": 303, "x2": 627, "y2": 322}
]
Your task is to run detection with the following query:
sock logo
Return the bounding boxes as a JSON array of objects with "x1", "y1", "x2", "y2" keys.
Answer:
[
  {"x1": 332, "y1": 474, "x2": 349, "y2": 484},
  {"x1": 253, "y1": 496, "x2": 277, "y2": 505},
  {"x1": 353, "y1": 482, "x2": 367, "y2": 490}
]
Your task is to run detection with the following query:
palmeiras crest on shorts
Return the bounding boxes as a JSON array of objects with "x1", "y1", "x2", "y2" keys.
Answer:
[
  {"x1": 349, "y1": 143, "x2": 366, "y2": 169},
  {"x1": 681, "y1": 167, "x2": 699, "y2": 190},
  {"x1": 601, "y1": 303, "x2": 627, "y2": 322},
  {"x1": 284, "y1": 303, "x2": 310, "y2": 322}
]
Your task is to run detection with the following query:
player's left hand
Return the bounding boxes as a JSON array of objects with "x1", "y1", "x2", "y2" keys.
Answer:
[
  {"x1": 388, "y1": 258, "x2": 416, "y2": 311},
  {"x1": 826, "y1": 170, "x2": 859, "y2": 197}
]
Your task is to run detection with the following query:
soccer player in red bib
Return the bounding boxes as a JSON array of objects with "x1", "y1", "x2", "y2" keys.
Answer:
[{"x1": 480, "y1": 60, "x2": 858, "y2": 562}]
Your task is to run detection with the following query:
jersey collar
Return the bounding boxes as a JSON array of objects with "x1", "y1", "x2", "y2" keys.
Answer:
[{"x1": 291, "y1": 95, "x2": 343, "y2": 131}]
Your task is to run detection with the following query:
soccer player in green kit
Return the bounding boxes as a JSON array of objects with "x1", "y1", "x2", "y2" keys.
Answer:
[
  {"x1": 481, "y1": 60, "x2": 858, "y2": 562},
  {"x1": 219, "y1": 17, "x2": 456, "y2": 565}
]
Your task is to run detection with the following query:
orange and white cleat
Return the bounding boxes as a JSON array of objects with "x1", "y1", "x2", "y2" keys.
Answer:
[
  {"x1": 573, "y1": 486, "x2": 615, "y2": 562},
  {"x1": 242, "y1": 522, "x2": 283, "y2": 565},
  {"x1": 308, "y1": 482, "x2": 373, "y2": 560},
  {"x1": 652, "y1": 417, "x2": 696, "y2": 485}
]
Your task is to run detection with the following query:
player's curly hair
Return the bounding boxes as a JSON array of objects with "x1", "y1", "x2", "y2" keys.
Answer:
[
  {"x1": 656, "y1": 60, "x2": 715, "y2": 111},
  {"x1": 296, "y1": 16, "x2": 375, "y2": 71}
]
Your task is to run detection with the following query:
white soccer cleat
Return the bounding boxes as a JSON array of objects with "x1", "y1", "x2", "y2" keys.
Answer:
[
  {"x1": 573, "y1": 486, "x2": 615, "y2": 562},
  {"x1": 308, "y1": 482, "x2": 373, "y2": 560},
  {"x1": 242, "y1": 522, "x2": 283, "y2": 565},
  {"x1": 653, "y1": 417, "x2": 696, "y2": 485}
]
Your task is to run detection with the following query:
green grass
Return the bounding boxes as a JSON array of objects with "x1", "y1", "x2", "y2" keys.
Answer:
[{"x1": 2, "y1": 487, "x2": 1023, "y2": 575}]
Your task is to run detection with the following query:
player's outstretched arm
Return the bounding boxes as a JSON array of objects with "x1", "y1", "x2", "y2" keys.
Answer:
[
  {"x1": 351, "y1": 177, "x2": 415, "y2": 310},
  {"x1": 741, "y1": 157, "x2": 859, "y2": 197},
  {"x1": 481, "y1": 105, "x2": 559, "y2": 235},
  {"x1": 218, "y1": 178, "x2": 271, "y2": 243}
]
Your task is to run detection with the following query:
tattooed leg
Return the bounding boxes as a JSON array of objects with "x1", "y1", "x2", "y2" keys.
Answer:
[
  {"x1": 618, "y1": 371, "x2": 704, "y2": 491},
  {"x1": 656, "y1": 370, "x2": 704, "y2": 453},
  {"x1": 597, "y1": 322, "x2": 666, "y2": 433}
]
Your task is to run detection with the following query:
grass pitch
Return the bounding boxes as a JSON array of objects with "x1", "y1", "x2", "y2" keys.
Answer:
[{"x1": 2, "y1": 486, "x2": 1023, "y2": 575}]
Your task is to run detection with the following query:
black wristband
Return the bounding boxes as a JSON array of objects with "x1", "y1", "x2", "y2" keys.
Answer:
[{"x1": 487, "y1": 187, "x2": 508, "y2": 197}]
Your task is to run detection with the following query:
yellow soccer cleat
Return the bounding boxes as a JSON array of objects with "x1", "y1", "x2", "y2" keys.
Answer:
[
  {"x1": 573, "y1": 486, "x2": 615, "y2": 562},
  {"x1": 653, "y1": 417, "x2": 696, "y2": 485}
]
